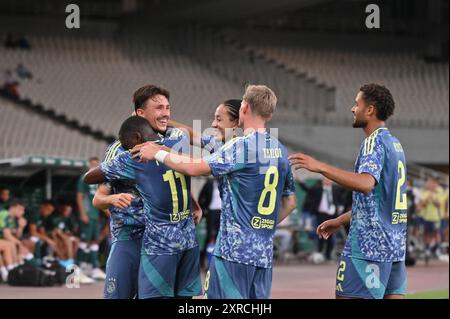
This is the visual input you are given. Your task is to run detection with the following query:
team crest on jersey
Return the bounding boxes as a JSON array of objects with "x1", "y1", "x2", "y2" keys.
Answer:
[{"x1": 106, "y1": 277, "x2": 116, "y2": 294}]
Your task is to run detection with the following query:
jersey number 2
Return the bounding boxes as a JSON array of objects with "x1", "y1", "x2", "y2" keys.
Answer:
[{"x1": 395, "y1": 160, "x2": 407, "y2": 210}]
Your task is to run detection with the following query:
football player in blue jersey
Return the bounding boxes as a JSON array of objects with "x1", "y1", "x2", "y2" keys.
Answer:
[
  {"x1": 168, "y1": 99, "x2": 242, "y2": 269},
  {"x1": 89, "y1": 85, "x2": 201, "y2": 299},
  {"x1": 289, "y1": 83, "x2": 407, "y2": 299},
  {"x1": 85, "y1": 115, "x2": 203, "y2": 299},
  {"x1": 92, "y1": 85, "x2": 170, "y2": 298},
  {"x1": 133, "y1": 85, "x2": 297, "y2": 299}
]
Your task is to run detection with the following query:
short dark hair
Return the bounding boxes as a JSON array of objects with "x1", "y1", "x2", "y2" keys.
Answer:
[
  {"x1": 359, "y1": 83, "x2": 395, "y2": 121},
  {"x1": 133, "y1": 85, "x2": 170, "y2": 111},
  {"x1": 119, "y1": 116, "x2": 157, "y2": 150}
]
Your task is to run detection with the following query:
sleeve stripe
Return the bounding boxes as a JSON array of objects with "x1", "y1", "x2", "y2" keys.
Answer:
[
  {"x1": 363, "y1": 138, "x2": 369, "y2": 156},
  {"x1": 105, "y1": 141, "x2": 121, "y2": 162},
  {"x1": 109, "y1": 143, "x2": 122, "y2": 161},
  {"x1": 363, "y1": 130, "x2": 381, "y2": 156},
  {"x1": 104, "y1": 141, "x2": 119, "y2": 162}
]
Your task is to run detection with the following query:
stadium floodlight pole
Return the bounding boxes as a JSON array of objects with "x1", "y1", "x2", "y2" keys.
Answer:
[{"x1": 45, "y1": 168, "x2": 52, "y2": 199}]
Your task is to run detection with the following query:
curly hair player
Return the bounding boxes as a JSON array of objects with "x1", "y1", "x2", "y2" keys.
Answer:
[{"x1": 289, "y1": 83, "x2": 408, "y2": 299}]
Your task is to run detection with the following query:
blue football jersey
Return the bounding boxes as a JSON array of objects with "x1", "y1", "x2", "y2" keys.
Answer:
[
  {"x1": 100, "y1": 129, "x2": 198, "y2": 255},
  {"x1": 103, "y1": 140, "x2": 145, "y2": 243},
  {"x1": 343, "y1": 127, "x2": 407, "y2": 262},
  {"x1": 205, "y1": 131, "x2": 296, "y2": 268}
]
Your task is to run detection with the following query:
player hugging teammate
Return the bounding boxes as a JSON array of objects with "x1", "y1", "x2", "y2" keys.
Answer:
[{"x1": 84, "y1": 82, "x2": 407, "y2": 300}]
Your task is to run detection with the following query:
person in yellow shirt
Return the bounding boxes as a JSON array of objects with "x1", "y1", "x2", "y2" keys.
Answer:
[
  {"x1": 438, "y1": 187, "x2": 449, "y2": 248},
  {"x1": 418, "y1": 177, "x2": 442, "y2": 262}
]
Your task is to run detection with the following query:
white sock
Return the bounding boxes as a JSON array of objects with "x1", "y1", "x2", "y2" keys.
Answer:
[
  {"x1": 0, "y1": 267, "x2": 8, "y2": 281},
  {"x1": 25, "y1": 253, "x2": 34, "y2": 260},
  {"x1": 6, "y1": 265, "x2": 14, "y2": 271}
]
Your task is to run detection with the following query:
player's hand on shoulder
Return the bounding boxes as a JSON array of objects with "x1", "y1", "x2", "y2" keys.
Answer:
[
  {"x1": 131, "y1": 142, "x2": 161, "y2": 162},
  {"x1": 111, "y1": 193, "x2": 134, "y2": 209}
]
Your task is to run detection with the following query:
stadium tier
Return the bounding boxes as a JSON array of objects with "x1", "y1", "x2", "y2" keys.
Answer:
[
  {"x1": 0, "y1": 32, "x2": 243, "y2": 137},
  {"x1": 1, "y1": 26, "x2": 448, "y2": 162},
  {"x1": 1, "y1": 26, "x2": 337, "y2": 140},
  {"x1": 226, "y1": 29, "x2": 449, "y2": 128},
  {"x1": 0, "y1": 96, "x2": 107, "y2": 159}
]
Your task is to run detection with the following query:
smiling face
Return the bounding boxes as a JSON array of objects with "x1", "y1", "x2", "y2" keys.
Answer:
[
  {"x1": 136, "y1": 94, "x2": 170, "y2": 134},
  {"x1": 211, "y1": 104, "x2": 239, "y2": 141},
  {"x1": 351, "y1": 91, "x2": 371, "y2": 128}
]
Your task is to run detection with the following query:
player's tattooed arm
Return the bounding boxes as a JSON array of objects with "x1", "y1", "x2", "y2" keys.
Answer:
[
  {"x1": 277, "y1": 194, "x2": 297, "y2": 224},
  {"x1": 289, "y1": 153, "x2": 376, "y2": 194},
  {"x1": 316, "y1": 211, "x2": 351, "y2": 240}
]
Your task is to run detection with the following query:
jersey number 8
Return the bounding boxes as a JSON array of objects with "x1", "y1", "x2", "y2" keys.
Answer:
[{"x1": 257, "y1": 166, "x2": 279, "y2": 216}]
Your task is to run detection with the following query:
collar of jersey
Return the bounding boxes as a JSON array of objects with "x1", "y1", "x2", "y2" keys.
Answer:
[{"x1": 369, "y1": 126, "x2": 388, "y2": 138}]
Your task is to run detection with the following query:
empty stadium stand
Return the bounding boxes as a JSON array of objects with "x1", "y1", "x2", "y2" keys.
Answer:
[
  {"x1": 0, "y1": 96, "x2": 107, "y2": 159},
  {"x1": 225, "y1": 28, "x2": 449, "y2": 128},
  {"x1": 1, "y1": 23, "x2": 448, "y2": 166}
]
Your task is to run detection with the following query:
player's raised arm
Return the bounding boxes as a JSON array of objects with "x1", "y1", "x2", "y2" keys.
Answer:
[{"x1": 289, "y1": 153, "x2": 376, "y2": 194}]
